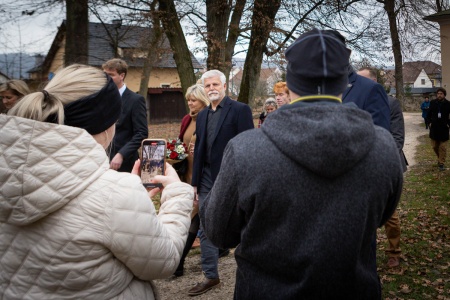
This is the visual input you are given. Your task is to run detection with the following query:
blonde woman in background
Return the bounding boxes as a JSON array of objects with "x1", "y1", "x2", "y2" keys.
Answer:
[
  {"x1": 0, "y1": 79, "x2": 30, "y2": 113},
  {"x1": 0, "y1": 64, "x2": 193, "y2": 299},
  {"x1": 174, "y1": 83, "x2": 210, "y2": 277}
]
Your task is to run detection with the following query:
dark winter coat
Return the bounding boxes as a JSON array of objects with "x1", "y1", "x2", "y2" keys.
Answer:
[
  {"x1": 202, "y1": 100, "x2": 403, "y2": 300},
  {"x1": 343, "y1": 67, "x2": 390, "y2": 131},
  {"x1": 426, "y1": 98, "x2": 450, "y2": 141}
]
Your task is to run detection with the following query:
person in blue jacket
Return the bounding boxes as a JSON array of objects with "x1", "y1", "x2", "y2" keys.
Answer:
[{"x1": 421, "y1": 96, "x2": 430, "y2": 129}]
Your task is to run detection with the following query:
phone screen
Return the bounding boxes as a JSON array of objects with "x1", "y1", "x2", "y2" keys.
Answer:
[{"x1": 140, "y1": 139, "x2": 166, "y2": 188}]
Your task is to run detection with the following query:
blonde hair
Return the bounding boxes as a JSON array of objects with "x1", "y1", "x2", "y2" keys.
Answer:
[
  {"x1": 8, "y1": 64, "x2": 106, "y2": 124},
  {"x1": 0, "y1": 79, "x2": 30, "y2": 97},
  {"x1": 273, "y1": 82, "x2": 289, "y2": 94},
  {"x1": 185, "y1": 84, "x2": 210, "y2": 107}
]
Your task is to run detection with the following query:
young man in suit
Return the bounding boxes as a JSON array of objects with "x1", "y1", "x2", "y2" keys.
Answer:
[
  {"x1": 188, "y1": 70, "x2": 254, "y2": 296},
  {"x1": 102, "y1": 59, "x2": 148, "y2": 172}
]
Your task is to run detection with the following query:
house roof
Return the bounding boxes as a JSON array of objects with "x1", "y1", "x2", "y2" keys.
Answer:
[
  {"x1": 232, "y1": 67, "x2": 278, "y2": 83},
  {"x1": 424, "y1": 9, "x2": 450, "y2": 22},
  {"x1": 402, "y1": 61, "x2": 441, "y2": 83},
  {"x1": 32, "y1": 21, "x2": 203, "y2": 74}
]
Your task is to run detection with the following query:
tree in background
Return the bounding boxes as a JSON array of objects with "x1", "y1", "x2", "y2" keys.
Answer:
[{"x1": 65, "y1": 0, "x2": 88, "y2": 65}]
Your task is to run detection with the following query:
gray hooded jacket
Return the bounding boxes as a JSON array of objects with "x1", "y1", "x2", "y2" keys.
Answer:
[{"x1": 202, "y1": 100, "x2": 403, "y2": 299}]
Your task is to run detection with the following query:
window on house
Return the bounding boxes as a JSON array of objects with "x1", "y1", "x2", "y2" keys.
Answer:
[
  {"x1": 161, "y1": 84, "x2": 170, "y2": 88},
  {"x1": 421, "y1": 79, "x2": 425, "y2": 85}
]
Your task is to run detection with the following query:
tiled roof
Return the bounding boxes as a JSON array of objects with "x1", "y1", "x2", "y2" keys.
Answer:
[
  {"x1": 32, "y1": 21, "x2": 203, "y2": 73},
  {"x1": 403, "y1": 61, "x2": 441, "y2": 83},
  {"x1": 424, "y1": 9, "x2": 450, "y2": 22}
]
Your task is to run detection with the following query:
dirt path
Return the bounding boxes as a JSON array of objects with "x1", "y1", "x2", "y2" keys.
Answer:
[
  {"x1": 403, "y1": 112, "x2": 428, "y2": 167},
  {"x1": 153, "y1": 112, "x2": 427, "y2": 299}
]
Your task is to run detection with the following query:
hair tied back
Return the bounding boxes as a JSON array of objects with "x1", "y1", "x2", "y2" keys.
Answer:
[{"x1": 42, "y1": 90, "x2": 51, "y2": 101}]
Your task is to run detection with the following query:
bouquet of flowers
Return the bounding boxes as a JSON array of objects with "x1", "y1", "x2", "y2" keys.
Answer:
[
  {"x1": 166, "y1": 138, "x2": 188, "y2": 161},
  {"x1": 166, "y1": 138, "x2": 188, "y2": 176}
]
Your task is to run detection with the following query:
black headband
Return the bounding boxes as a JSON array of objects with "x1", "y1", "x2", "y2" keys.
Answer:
[{"x1": 64, "y1": 75, "x2": 122, "y2": 135}]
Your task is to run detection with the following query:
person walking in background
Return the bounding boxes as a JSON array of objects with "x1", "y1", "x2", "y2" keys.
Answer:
[
  {"x1": 1, "y1": 64, "x2": 193, "y2": 299},
  {"x1": 102, "y1": 58, "x2": 148, "y2": 172},
  {"x1": 273, "y1": 81, "x2": 291, "y2": 107},
  {"x1": 421, "y1": 96, "x2": 431, "y2": 129},
  {"x1": 188, "y1": 69, "x2": 254, "y2": 296},
  {"x1": 426, "y1": 88, "x2": 450, "y2": 171},
  {"x1": 258, "y1": 97, "x2": 278, "y2": 128},
  {"x1": 0, "y1": 79, "x2": 30, "y2": 113},
  {"x1": 201, "y1": 29, "x2": 403, "y2": 299},
  {"x1": 358, "y1": 67, "x2": 408, "y2": 268},
  {"x1": 174, "y1": 83, "x2": 210, "y2": 277}
]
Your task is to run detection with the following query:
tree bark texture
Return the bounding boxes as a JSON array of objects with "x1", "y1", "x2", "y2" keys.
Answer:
[
  {"x1": 159, "y1": 0, "x2": 196, "y2": 113},
  {"x1": 65, "y1": 0, "x2": 88, "y2": 66},
  {"x1": 238, "y1": 0, "x2": 281, "y2": 105},
  {"x1": 384, "y1": 0, "x2": 405, "y2": 107},
  {"x1": 205, "y1": 0, "x2": 232, "y2": 71}
]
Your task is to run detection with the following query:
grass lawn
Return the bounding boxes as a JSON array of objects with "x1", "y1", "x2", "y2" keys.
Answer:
[{"x1": 377, "y1": 135, "x2": 450, "y2": 299}]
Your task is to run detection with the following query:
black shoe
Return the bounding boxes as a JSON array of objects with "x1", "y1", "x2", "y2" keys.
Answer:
[
  {"x1": 218, "y1": 248, "x2": 230, "y2": 258},
  {"x1": 439, "y1": 164, "x2": 445, "y2": 171}
]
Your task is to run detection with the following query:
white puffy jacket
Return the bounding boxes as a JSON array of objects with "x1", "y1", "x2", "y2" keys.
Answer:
[{"x1": 0, "y1": 115, "x2": 193, "y2": 299}]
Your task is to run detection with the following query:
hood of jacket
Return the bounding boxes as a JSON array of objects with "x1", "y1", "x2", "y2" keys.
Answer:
[
  {"x1": 0, "y1": 114, "x2": 110, "y2": 226},
  {"x1": 261, "y1": 100, "x2": 376, "y2": 178}
]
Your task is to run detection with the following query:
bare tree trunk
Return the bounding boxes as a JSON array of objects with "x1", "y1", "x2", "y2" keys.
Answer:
[
  {"x1": 384, "y1": 0, "x2": 405, "y2": 107},
  {"x1": 159, "y1": 0, "x2": 196, "y2": 113},
  {"x1": 205, "y1": 0, "x2": 232, "y2": 70},
  {"x1": 224, "y1": 0, "x2": 246, "y2": 96},
  {"x1": 238, "y1": 0, "x2": 281, "y2": 105},
  {"x1": 139, "y1": 2, "x2": 163, "y2": 97},
  {"x1": 65, "y1": 0, "x2": 88, "y2": 65}
]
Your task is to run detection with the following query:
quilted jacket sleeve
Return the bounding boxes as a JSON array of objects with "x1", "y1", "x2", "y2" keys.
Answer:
[{"x1": 103, "y1": 179, "x2": 193, "y2": 281}]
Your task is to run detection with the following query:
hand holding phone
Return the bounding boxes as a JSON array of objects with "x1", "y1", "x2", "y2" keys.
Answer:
[{"x1": 140, "y1": 139, "x2": 166, "y2": 188}]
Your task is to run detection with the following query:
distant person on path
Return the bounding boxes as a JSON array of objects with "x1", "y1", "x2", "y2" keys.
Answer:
[
  {"x1": 258, "y1": 97, "x2": 278, "y2": 128},
  {"x1": 188, "y1": 69, "x2": 254, "y2": 296},
  {"x1": 0, "y1": 79, "x2": 30, "y2": 113},
  {"x1": 273, "y1": 81, "x2": 290, "y2": 107},
  {"x1": 358, "y1": 67, "x2": 408, "y2": 268},
  {"x1": 421, "y1": 96, "x2": 431, "y2": 129},
  {"x1": 426, "y1": 88, "x2": 450, "y2": 171},
  {"x1": 103, "y1": 58, "x2": 148, "y2": 172},
  {"x1": 174, "y1": 83, "x2": 210, "y2": 277},
  {"x1": 201, "y1": 29, "x2": 403, "y2": 299}
]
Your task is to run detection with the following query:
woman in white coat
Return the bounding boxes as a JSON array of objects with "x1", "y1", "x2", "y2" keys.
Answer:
[{"x1": 0, "y1": 64, "x2": 193, "y2": 299}]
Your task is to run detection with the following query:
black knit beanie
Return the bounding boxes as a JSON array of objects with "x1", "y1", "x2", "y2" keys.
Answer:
[{"x1": 285, "y1": 28, "x2": 351, "y2": 96}]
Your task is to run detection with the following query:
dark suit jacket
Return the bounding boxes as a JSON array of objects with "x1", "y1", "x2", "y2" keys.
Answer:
[
  {"x1": 389, "y1": 96, "x2": 408, "y2": 172},
  {"x1": 192, "y1": 96, "x2": 254, "y2": 188},
  {"x1": 343, "y1": 69, "x2": 390, "y2": 131},
  {"x1": 110, "y1": 87, "x2": 148, "y2": 172}
]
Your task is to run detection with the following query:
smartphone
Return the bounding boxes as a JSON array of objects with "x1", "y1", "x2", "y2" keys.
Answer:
[{"x1": 140, "y1": 139, "x2": 166, "y2": 188}]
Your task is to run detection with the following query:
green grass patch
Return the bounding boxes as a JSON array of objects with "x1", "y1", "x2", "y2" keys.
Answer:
[{"x1": 377, "y1": 135, "x2": 450, "y2": 299}]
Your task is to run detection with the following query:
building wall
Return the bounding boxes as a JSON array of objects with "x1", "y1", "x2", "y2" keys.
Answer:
[
  {"x1": 413, "y1": 69, "x2": 433, "y2": 88},
  {"x1": 48, "y1": 39, "x2": 66, "y2": 78},
  {"x1": 125, "y1": 67, "x2": 181, "y2": 92},
  {"x1": 440, "y1": 21, "x2": 450, "y2": 89}
]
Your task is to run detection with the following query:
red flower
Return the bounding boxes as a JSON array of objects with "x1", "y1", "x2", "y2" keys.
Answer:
[{"x1": 169, "y1": 151, "x2": 178, "y2": 159}]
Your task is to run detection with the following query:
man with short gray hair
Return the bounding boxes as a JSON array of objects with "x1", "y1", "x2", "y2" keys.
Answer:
[{"x1": 189, "y1": 69, "x2": 254, "y2": 296}]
